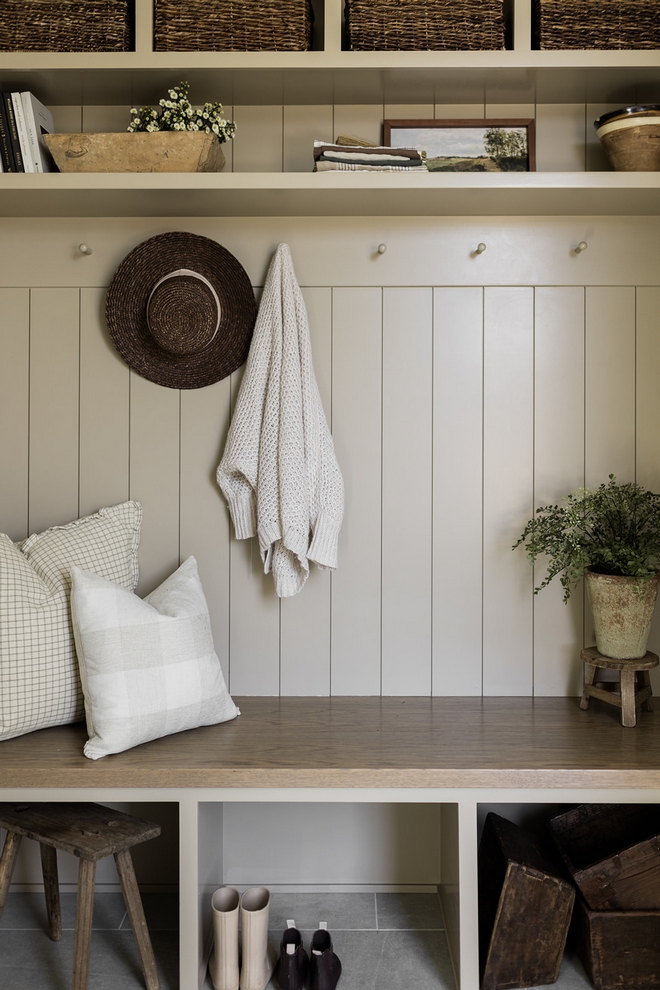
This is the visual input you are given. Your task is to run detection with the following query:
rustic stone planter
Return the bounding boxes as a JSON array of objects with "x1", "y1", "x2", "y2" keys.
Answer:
[
  {"x1": 585, "y1": 568, "x2": 660, "y2": 659},
  {"x1": 44, "y1": 131, "x2": 226, "y2": 173}
]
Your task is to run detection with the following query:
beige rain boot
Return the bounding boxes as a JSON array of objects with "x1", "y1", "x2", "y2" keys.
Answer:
[
  {"x1": 209, "y1": 887, "x2": 240, "y2": 990},
  {"x1": 239, "y1": 886, "x2": 277, "y2": 990}
]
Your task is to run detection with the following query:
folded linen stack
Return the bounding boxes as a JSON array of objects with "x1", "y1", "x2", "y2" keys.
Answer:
[{"x1": 313, "y1": 140, "x2": 427, "y2": 172}]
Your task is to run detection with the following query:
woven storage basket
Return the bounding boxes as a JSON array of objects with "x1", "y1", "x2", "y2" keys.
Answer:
[
  {"x1": 0, "y1": 0, "x2": 133, "y2": 51},
  {"x1": 345, "y1": 0, "x2": 506, "y2": 51},
  {"x1": 154, "y1": 0, "x2": 313, "y2": 51},
  {"x1": 533, "y1": 0, "x2": 660, "y2": 50}
]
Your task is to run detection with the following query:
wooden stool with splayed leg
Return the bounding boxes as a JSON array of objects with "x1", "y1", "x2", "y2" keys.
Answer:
[
  {"x1": 0, "y1": 802, "x2": 161, "y2": 990},
  {"x1": 580, "y1": 647, "x2": 659, "y2": 727}
]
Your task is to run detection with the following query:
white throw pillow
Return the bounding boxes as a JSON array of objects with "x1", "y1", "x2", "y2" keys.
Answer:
[
  {"x1": 0, "y1": 502, "x2": 141, "y2": 742},
  {"x1": 70, "y1": 556, "x2": 239, "y2": 759}
]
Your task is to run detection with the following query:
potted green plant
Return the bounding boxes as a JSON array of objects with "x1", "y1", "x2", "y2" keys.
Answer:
[{"x1": 513, "y1": 475, "x2": 660, "y2": 659}]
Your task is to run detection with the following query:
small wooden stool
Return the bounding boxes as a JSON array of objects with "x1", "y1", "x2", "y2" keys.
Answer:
[
  {"x1": 0, "y1": 802, "x2": 161, "y2": 990},
  {"x1": 580, "y1": 647, "x2": 659, "y2": 727}
]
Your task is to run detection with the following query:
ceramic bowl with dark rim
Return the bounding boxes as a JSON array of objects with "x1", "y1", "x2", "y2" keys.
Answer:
[{"x1": 594, "y1": 105, "x2": 660, "y2": 171}]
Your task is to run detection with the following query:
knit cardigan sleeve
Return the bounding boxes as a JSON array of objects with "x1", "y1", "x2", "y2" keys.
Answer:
[{"x1": 215, "y1": 311, "x2": 273, "y2": 540}]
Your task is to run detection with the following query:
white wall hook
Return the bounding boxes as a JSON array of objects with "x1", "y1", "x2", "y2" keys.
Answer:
[
  {"x1": 475, "y1": 242, "x2": 487, "y2": 255},
  {"x1": 377, "y1": 243, "x2": 387, "y2": 255},
  {"x1": 575, "y1": 241, "x2": 588, "y2": 254},
  {"x1": 78, "y1": 243, "x2": 93, "y2": 255}
]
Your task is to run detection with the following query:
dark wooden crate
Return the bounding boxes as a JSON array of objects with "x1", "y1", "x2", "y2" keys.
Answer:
[
  {"x1": 573, "y1": 892, "x2": 660, "y2": 989},
  {"x1": 479, "y1": 812, "x2": 575, "y2": 990},
  {"x1": 549, "y1": 804, "x2": 660, "y2": 910}
]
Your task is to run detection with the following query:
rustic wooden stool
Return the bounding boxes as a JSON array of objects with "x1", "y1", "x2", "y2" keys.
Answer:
[
  {"x1": 580, "y1": 647, "x2": 659, "y2": 727},
  {"x1": 0, "y1": 802, "x2": 161, "y2": 990}
]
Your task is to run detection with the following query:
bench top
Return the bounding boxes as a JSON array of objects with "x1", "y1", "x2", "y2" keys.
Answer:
[{"x1": 0, "y1": 697, "x2": 659, "y2": 790}]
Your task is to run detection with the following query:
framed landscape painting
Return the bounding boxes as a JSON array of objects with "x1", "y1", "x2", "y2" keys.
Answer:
[{"x1": 384, "y1": 119, "x2": 536, "y2": 172}]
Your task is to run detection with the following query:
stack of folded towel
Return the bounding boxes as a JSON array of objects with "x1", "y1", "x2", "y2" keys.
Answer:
[{"x1": 313, "y1": 140, "x2": 427, "y2": 172}]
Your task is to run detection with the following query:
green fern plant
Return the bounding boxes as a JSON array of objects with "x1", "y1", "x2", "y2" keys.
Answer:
[{"x1": 513, "y1": 475, "x2": 660, "y2": 602}]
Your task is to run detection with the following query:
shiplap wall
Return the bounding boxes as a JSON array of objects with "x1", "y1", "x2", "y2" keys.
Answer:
[
  {"x1": 50, "y1": 100, "x2": 617, "y2": 172},
  {"x1": 2, "y1": 213, "x2": 660, "y2": 889},
  {"x1": 2, "y1": 215, "x2": 660, "y2": 701}
]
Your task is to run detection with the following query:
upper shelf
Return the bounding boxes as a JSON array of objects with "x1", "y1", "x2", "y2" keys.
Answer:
[
  {"x1": 1, "y1": 0, "x2": 660, "y2": 106},
  {"x1": 2, "y1": 51, "x2": 660, "y2": 106},
  {"x1": 2, "y1": 171, "x2": 660, "y2": 218}
]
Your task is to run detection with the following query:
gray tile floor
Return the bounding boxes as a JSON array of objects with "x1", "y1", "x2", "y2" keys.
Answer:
[
  {"x1": 0, "y1": 892, "x2": 178, "y2": 990},
  {"x1": 0, "y1": 890, "x2": 594, "y2": 990},
  {"x1": 204, "y1": 892, "x2": 457, "y2": 990}
]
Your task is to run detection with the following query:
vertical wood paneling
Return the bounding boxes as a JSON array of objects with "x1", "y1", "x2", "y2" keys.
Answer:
[
  {"x1": 535, "y1": 104, "x2": 586, "y2": 171},
  {"x1": 534, "y1": 287, "x2": 585, "y2": 696},
  {"x1": 636, "y1": 287, "x2": 660, "y2": 689},
  {"x1": 280, "y1": 288, "x2": 333, "y2": 696},
  {"x1": 433, "y1": 288, "x2": 483, "y2": 696},
  {"x1": 586, "y1": 104, "x2": 619, "y2": 171},
  {"x1": 483, "y1": 287, "x2": 534, "y2": 695},
  {"x1": 79, "y1": 287, "x2": 130, "y2": 517},
  {"x1": 129, "y1": 374, "x2": 180, "y2": 596},
  {"x1": 81, "y1": 106, "x2": 130, "y2": 131},
  {"x1": 49, "y1": 106, "x2": 82, "y2": 132},
  {"x1": 333, "y1": 105, "x2": 383, "y2": 145},
  {"x1": 283, "y1": 105, "x2": 333, "y2": 171},
  {"x1": 227, "y1": 367, "x2": 281, "y2": 696},
  {"x1": 180, "y1": 380, "x2": 232, "y2": 681},
  {"x1": 384, "y1": 104, "x2": 434, "y2": 120},
  {"x1": 585, "y1": 286, "x2": 636, "y2": 487},
  {"x1": 232, "y1": 106, "x2": 283, "y2": 172},
  {"x1": 0, "y1": 289, "x2": 29, "y2": 540},
  {"x1": 29, "y1": 288, "x2": 80, "y2": 533},
  {"x1": 381, "y1": 288, "x2": 432, "y2": 695},
  {"x1": 331, "y1": 287, "x2": 382, "y2": 695},
  {"x1": 636, "y1": 288, "x2": 660, "y2": 492},
  {"x1": 485, "y1": 104, "x2": 535, "y2": 119},
  {"x1": 435, "y1": 104, "x2": 484, "y2": 118}
]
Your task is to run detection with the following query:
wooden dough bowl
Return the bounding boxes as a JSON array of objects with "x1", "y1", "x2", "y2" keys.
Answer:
[{"x1": 44, "y1": 131, "x2": 226, "y2": 172}]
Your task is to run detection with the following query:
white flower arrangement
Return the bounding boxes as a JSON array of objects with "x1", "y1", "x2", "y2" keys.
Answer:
[{"x1": 128, "y1": 81, "x2": 236, "y2": 142}]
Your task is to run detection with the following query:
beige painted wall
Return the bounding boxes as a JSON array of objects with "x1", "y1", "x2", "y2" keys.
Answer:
[{"x1": 2, "y1": 212, "x2": 660, "y2": 887}]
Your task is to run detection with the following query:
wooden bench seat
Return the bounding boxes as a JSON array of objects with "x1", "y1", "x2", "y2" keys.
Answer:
[{"x1": 1, "y1": 696, "x2": 659, "y2": 790}]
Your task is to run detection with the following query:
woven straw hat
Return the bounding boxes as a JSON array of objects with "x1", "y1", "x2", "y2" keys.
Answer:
[{"x1": 105, "y1": 231, "x2": 257, "y2": 389}]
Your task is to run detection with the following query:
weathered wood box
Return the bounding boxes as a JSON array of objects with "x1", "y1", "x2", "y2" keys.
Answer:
[
  {"x1": 549, "y1": 804, "x2": 660, "y2": 910},
  {"x1": 479, "y1": 812, "x2": 575, "y2": 990},
  {"x1": 573, "y1": 893, "x2": 660, "y2": 989}
]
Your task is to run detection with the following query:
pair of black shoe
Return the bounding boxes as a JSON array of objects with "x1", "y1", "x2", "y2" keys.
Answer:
[{"x1": 277, "y1": 922, "x2": 341, "y2": 990}]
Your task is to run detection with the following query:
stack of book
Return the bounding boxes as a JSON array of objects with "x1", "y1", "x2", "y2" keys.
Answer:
[{"x1": 0, "y1": 91, "x2": 54, "y2": 173}]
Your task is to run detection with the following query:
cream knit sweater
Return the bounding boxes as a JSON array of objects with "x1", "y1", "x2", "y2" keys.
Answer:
[{"x1": 216, "y1": 243, "x2": 344, "y2": 597}]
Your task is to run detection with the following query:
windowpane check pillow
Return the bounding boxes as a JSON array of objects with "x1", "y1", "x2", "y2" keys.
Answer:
[
  {"x1": 70, "y1": 556, "x2": 239, "y2": 760},
  {"x1": 0, "y1": 502, "x2": 141, "y2": 742}
]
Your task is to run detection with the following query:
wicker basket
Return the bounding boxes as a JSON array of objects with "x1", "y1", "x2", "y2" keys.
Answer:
[
  {"x1": 533, "y1": 0, "x2": 660, "y2": 50},
  {"x1": 344, "y1": 0, "x2": 506, "y2": 51},
  {"x1": 0, "y1": 0, "x2": 133, "y2": 52},
  {"x1": 154, "y1": 0, "x2": 313, "y2": 51}
]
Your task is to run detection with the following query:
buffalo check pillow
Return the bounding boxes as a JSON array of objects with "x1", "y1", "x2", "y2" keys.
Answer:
[
  {"x1": 70, "y1": 556, "x2": 239, "y2": 759},
  {"x1": 0, "y1": 502, "x2": 142, "y2": 742}
]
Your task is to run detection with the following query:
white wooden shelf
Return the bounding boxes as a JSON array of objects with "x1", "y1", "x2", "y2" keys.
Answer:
[
  {"x1": 1, "y1": 52, "x2": 660, "y2": 106},
  {"x1": 1, "y1": 170, "x2": 659, "y2": 217}
]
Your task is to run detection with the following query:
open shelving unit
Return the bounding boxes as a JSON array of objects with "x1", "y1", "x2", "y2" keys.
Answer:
[
  {"x1": 1, "y1": 0, "x2": 659, "y2": 217},
  {"x1": 2, "y1": 5, "x2": 660, "y2": 989}
]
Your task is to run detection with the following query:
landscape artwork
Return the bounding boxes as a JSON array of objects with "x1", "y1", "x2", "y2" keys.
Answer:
[{"x1": 384, "y1": 119, "x2": 536, "y2": 172}]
